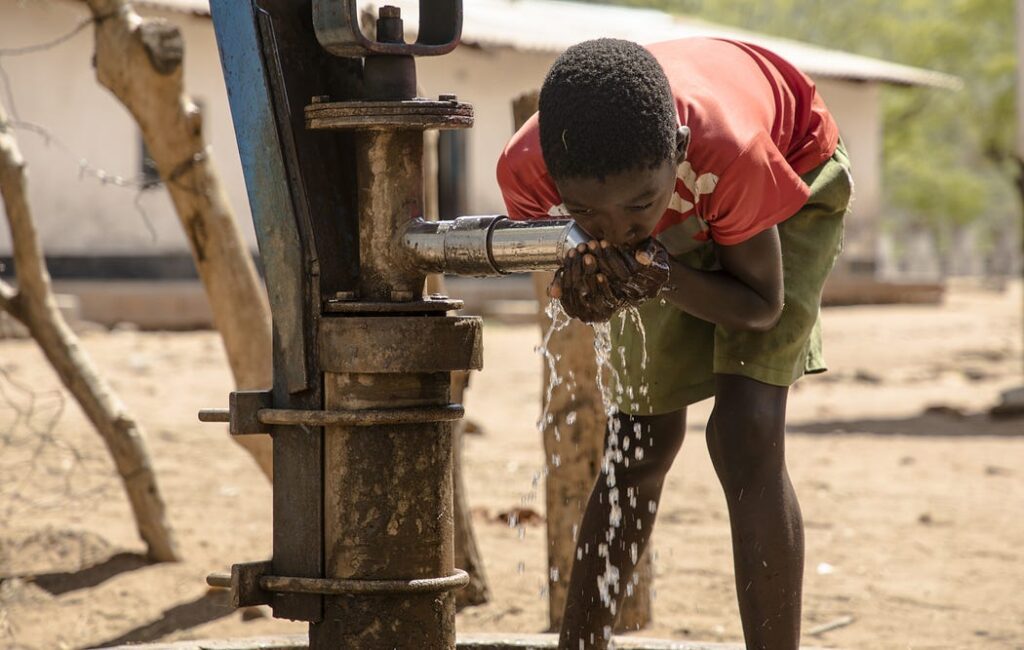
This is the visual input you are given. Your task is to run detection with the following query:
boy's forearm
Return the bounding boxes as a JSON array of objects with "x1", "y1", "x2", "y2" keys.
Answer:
[{"x1": 659, "y1": 258, "x2": 782, "y2": 331}]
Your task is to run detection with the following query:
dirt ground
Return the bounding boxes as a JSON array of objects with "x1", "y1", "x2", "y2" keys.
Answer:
[{"x1": 0, "y1": 280, "x2": 1021, "y2": 650}]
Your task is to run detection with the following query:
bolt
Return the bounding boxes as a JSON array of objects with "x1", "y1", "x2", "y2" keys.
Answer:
[
  {"x1": 333, "y1": 290, "x2": 358, "y2": 302},
  {"x1": 380, "y1": 5, "x2": 401, "y2": 18},
  {"x1": 311, "y1": 95, "x2": 331, "y2": 104},
  {"x1": 390, "y1": 289, "x2": 416, "y2": 302},
  {"x1": 438, "y1": 93, "x2": 458, "y2": 103}
]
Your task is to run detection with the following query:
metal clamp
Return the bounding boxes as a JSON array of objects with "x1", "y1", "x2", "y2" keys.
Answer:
[
  {"x1": 207, "y1": 563, "x2": 469, "y2": 607},
  {"x1": 313, "y1": 0, "x2": 463, "y2": 57},
  {"x1": 199, "y1": 397, "x2": 465, "y2": 434}
]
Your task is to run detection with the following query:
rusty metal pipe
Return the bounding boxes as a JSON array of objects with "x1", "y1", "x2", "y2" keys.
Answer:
[{"x1": 402, "y1": 216, "x2": 589, "y2": 276}]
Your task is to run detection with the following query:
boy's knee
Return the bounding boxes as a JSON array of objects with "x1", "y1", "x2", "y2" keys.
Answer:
[
  {"x1": 707, "y1": 401, "x2": 786, "y2": 488},
  {"x1": 609, "y1": 411, "x2": 684, "y2": 487}
]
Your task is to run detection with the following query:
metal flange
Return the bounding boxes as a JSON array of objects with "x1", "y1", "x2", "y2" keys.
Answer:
[
  {"x1": 305, "y1": 98, "x2": 474, "y2": 130},
  {"x1": 318, "y1": 315, "x2": 483, "y2": 373}
]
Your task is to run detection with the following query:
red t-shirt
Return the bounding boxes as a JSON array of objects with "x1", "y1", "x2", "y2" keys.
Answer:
[{"x1": 496, "y1": 38, "x2": 839, "y2": 248}]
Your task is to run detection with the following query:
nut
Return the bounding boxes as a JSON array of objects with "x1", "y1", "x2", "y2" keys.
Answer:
[
  {"x1": 380, "y1": 5, "x2": 401, "y2": 19},
  {"x1": 438, "y1": 93, "x2": 458, "y2": 102}
]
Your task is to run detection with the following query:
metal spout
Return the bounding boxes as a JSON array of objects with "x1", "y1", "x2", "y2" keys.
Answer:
[{"x1": 403, "y1": 216, "x2": 589, "y2": 276}]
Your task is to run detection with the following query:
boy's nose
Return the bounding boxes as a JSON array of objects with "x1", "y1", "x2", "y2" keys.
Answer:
[{"x1": 603, "y1": 220, "x2": 640, "y2": 247}]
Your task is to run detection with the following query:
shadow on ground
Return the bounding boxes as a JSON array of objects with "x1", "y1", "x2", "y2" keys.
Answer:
[
  {"x1": 89, "y1": 591, "x2": 234, "y2": 648},
  {"x1": 25, "y1": 552, "x2": 150, "y2": 596},
  {"x1": 789, "y1": 411, "x2": 1023, "y2": 437}
]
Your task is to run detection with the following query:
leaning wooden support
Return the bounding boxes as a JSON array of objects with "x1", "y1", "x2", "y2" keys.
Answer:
[
  {"x1": 0, "y1": 100, "x2": 179, "y2": 562},
  {"x1": 81, "y1": 0, "x2": 275, "y2": 480}
]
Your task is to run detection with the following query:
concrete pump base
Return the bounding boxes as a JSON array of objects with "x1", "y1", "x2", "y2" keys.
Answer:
[{"x1": 107, "y1": 633, "x2": 755, "y2": 649}]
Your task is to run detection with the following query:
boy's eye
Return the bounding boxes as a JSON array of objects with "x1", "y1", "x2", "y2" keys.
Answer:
[{"x1": 628, "y1": 202, "x2": 654, "y2": 211}]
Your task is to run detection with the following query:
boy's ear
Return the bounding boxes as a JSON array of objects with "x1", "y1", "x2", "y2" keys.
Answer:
[{"x1": 675, "y1": 125, "x2": 690, "y2": 163}]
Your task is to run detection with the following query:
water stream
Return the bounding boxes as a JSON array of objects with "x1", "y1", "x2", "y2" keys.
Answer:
[{"x1": 534, "y1": 300, "x2": 652, "y2": 646}]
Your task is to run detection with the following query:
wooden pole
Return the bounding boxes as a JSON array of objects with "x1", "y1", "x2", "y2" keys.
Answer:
[{"x1": 512, "y1": 92, "x2": 653, "y2": 632}]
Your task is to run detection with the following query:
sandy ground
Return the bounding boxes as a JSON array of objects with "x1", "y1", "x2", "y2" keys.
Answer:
[{"x1": 0, "y1": 281, "x2": 1021, "y2": 650}]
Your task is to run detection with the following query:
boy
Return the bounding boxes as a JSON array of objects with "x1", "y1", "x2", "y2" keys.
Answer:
[{"x1": 496, "y1": 38, "x2": 852, "y2": 649}]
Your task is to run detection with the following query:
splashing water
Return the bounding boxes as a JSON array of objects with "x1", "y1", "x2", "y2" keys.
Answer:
[
  {"x1": 591, "y1": 306, "x2": 652, "y2": 629},
  {"x1": 537, "y1": 300, "x2": 654, "y2": 640}
]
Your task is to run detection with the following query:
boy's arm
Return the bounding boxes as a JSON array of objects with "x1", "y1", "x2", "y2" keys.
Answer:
[{"x1": 659, "y1": 226, "x2": 784, "y2": 332}]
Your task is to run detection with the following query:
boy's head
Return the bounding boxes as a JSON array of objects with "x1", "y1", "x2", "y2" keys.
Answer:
[{"x1": 539, "y1": 38, "x2": 689, "y2": 247}]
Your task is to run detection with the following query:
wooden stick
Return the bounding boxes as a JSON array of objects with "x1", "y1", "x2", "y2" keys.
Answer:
[{"x1": 808, "y1": 615, "x2": 856, "y2": 636}]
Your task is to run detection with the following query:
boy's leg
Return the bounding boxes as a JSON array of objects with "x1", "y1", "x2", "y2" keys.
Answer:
[
  {"x1": 706, "y1": 373, "x2": 802, "y2": 650},
  {"x1": 558, "y1": 409, "x2": 686, "y2": 650}
]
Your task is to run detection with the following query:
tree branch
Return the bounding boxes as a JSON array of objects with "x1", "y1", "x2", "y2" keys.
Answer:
[
  {"x1": 81, "y1": 0, "x2": 274, "y2": 480},
  {"x1": 0, "y1": 95, "x2": 179, "y2": 562}
]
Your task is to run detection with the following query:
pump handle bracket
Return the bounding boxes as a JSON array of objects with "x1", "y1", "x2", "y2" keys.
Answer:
[{"x1": 313, "y1": 0, "x2": 462, "y2": 57}]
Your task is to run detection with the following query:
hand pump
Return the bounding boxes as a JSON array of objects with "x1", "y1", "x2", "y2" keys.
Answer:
[{"x1": 202, "y1": 2, "x2": 584, "y2": 647}]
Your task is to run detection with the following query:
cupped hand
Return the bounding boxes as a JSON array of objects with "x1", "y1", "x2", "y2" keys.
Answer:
[
  {"x1": 588, "y1": 238, "x2": 671, "y2": 305},
  {"x1": 549, "y1": 243, "x2": 624, "y2": 323}
]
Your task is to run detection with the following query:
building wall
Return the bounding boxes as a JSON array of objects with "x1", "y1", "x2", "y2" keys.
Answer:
[
  {"x1": 0, "y1": 0, "x2": 256, "y2": 256},
  {"x1": 815, "y1": 78, "x2": 882, "y2": 273},
  {"x1": 0, "y1": 2, "x2": 882, "y2": 276}
]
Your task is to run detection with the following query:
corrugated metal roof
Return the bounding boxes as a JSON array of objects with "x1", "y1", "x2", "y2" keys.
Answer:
[
  {"x1": 136, "y1": 0, "x2": 959, "y2": 89},
  {"x1": 363, "y1": 0, "x2": 961, "y2": 89},
  {"x1": 135, "y1": 0, "x2": 210, "y2": 15}
]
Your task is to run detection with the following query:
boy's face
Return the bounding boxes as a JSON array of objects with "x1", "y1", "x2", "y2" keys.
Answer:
[{"x1": 553, "y1": 126, "x2": 689, "y2": 248}]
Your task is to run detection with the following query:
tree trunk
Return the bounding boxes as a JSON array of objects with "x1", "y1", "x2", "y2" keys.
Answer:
[
  {"x1": 513, "y1": 92, "x2": 653, "y2": 632},
  {"x1": 0, "y1": 101, "x2": 179, "y2": 562},
  {"x1": 81, "y1": 0, "x2": 274, "y2": 480}
]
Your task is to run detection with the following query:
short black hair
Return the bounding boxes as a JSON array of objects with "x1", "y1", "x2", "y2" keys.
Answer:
[{"x1": 538, "y1": 38, "x2": 677, "y2": 181}]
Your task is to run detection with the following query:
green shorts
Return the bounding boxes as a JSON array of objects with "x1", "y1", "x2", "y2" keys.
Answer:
[{"x1": 611, "y1": 142, "x2": 853, "y2": 415}]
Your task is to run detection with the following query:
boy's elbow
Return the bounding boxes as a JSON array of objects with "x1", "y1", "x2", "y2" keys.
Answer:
[{"x1": 741, "y1": 301, "x2": 784, "y2": 332}]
